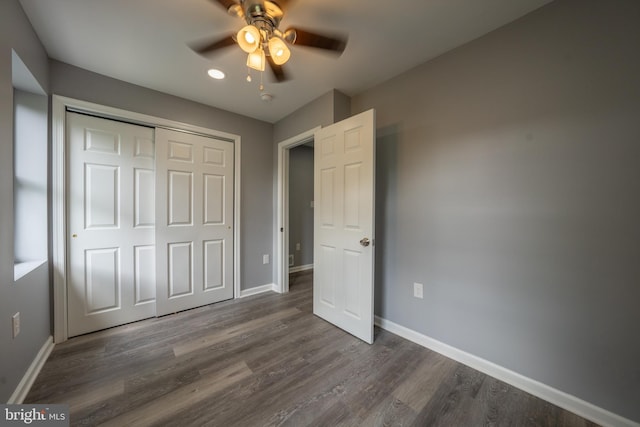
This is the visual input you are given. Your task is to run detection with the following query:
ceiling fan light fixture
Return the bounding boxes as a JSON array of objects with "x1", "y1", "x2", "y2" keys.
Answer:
[
  {"x1": 247, "y1": 48, "x2": 266, "y2": 71},
  {"x1": 268, "y1": 36, "x2": 290, "y2": 65},
  {"x1": 237, "y1": 25, "x2": 261, "y2": 53},
  {"x1": 192, "y1": 1, "x2": 349, "y2": 86}
]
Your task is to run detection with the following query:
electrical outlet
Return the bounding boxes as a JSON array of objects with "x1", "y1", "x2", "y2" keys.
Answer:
[
  {"x1": 413, "y1": 283, "x2": 424, "y2": 299},
  {"x1": 12, "y1": 312, "x2": 20, "y2": 338},
  {"x1": 263, "y1": 254, "x2": 269, "y2": 264},
  {"x1": 296, "y1": 243, "x2": 301, "y2": 251}
]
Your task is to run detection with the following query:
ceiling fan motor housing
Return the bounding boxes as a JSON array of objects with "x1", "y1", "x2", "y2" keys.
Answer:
[{"x1": 242, "y1": 1, "x2": 283, "y2": 30}]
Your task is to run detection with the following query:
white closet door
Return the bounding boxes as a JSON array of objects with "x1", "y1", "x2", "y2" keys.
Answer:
[
  {"x1": 313, "y1": 109, "x2": 376, "y2": 344},
  {"x1": 67, "y1": 112, "x2": 156, "y2": 337},
  {"x1": 155, "y1": 128, "x2": 234, "y2": 316}
]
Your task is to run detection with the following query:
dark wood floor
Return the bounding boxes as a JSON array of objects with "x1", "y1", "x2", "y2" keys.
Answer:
[{"x1": 27, "y1": 271, "x2": 598, "y2": 426}]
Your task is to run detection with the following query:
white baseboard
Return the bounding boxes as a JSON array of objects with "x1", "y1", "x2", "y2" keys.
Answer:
[
  {"x1": 8, "y1": 336, "x2": 54, "y2": 404},
  {"x1": 289, "y1": 264, "x2": 313, "y2": 273},
  {"x1": 238, "y1": 283, "x2": 277, "y2": 298},
  {"x1": 374, "y1": 316, "x2": 638, "y2": 427}
]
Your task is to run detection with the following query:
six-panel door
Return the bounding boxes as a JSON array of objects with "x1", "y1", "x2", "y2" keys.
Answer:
[
  {"x1": 154, "y1": 128, "x2": 234, "y2": 316},
  {"x1": 313, "y1": 109, "x2": 376, "y2": 344},
  {"x1": 67, "y1": 113, "x2": 156, "y2": 337}
]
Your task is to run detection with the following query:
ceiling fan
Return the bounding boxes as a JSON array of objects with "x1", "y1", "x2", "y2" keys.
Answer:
[{"x1": 191, "y1": 0, "x2": 348, "y2": 83}]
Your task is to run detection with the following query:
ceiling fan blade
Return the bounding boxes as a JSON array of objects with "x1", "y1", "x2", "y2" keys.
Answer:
[
  {"x1": 286, "y1": 27, "x2": 347, "y2": 54},
  {"x1": 210, "y1": 0, "x2": 238, "y2": 12},
  {"x1": 190, "y1": 35, "x2": 236, "y2": 56},
  {"x1": 267, "y1": 55, "x2": 290, "y2": 82},
  {"x1": 270, "y1": 0, "x2": 294, "y2": 12}
]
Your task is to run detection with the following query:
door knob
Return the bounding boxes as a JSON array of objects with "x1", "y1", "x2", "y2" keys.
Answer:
[{"x1": 360, "y1": 238, "x2": 370, "y2": 247}]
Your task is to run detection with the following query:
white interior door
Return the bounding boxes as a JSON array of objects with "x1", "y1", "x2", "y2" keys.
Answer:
[
  {"x1": 67, "y1": 112, "x2": 156, "y2": 337},
  {"x1": 155, "y1": 128, "x2": 234, "y2": 316},
  {"x1": 313, "y1": 109, "x2": 376, "y2": 344}
]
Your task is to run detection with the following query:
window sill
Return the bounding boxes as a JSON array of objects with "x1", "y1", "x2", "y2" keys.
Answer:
[{"x1": 14, "y1": 260, "x2": 47, "y2": 282}]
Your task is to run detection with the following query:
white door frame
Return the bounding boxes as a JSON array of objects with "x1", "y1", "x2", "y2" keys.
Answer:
[
  {"x1": 276, "y1": 127, "x2": 321, "y2": 293},
  {"x1": 52, "y1": 95, "x2": 242, "y2": 343}
]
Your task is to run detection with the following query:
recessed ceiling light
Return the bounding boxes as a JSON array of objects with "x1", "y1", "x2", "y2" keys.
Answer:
[{"x1": 207, "y1": 69, "x2": 225, "y2": 80}]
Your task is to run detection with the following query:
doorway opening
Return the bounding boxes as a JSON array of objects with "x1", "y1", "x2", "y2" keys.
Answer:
[
  {"x1": 288, "y1": 144, "x2": 314, "y2": 272},
  {"x1": 276, "y1": 127, "x2": 320, "y2": 293}
]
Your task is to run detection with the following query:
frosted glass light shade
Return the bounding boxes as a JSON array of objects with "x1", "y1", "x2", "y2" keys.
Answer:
[
  {"x1": 247, "y1": 49, "x2": 266, "y2": 71},
  {"x1": 268, "y1": 37, "x2": 290, "y2": 65},
  {"x1": 237, "y1": 25, "x2": 260, "y2": 53}
]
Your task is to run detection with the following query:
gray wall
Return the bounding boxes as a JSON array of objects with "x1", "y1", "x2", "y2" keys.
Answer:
[
  {"x1": 332, "y1": 90, "x2": 351, "y2": 124},
  {"x1": 273, "y1": 89, "x2": 351, "y2": 143},
  {"x1": 352, "y1": 0, "x2": 640, "y2": 421},
  {"x1": 0, "y1": 0, "x2": 51, "y2": 403},
  {"x1": 50, "y1": 61, "x2": 274, "y2": 292},
  {"x1": 288, "y1": 145, "x2": 314, "y2": 268}
]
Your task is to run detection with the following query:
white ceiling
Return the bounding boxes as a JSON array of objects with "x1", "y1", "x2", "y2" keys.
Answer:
[{"x1": 19, "y1": 0, "x2": 553, "y2": 123}]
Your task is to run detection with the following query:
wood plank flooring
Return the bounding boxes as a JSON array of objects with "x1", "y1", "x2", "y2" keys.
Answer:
[{"x1": 26, "y1": 271, "x2": 599, "y2": 426}]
